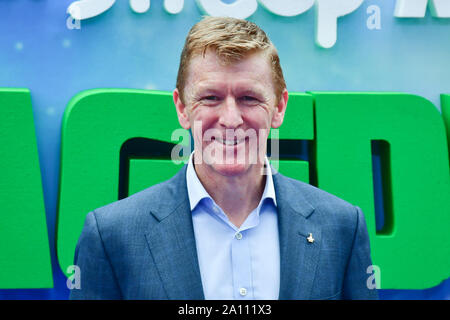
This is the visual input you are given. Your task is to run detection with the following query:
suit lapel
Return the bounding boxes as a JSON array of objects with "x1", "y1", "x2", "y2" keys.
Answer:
[
  {"x1": 144, "y1": 167, "x2": 204, "y2": 300},
  {"x1": 274, "y1": 174, "x2": 322, "y2": 300}
]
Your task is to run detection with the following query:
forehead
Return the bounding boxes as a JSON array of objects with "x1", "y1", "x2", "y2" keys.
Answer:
[{"x1": 185, "y1": 50, "x2": 274, "y2": 92}]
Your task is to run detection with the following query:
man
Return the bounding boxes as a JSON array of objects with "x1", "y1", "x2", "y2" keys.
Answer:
[{"x1": 71, "y1": 17, "x2": 378, "y2": 300}]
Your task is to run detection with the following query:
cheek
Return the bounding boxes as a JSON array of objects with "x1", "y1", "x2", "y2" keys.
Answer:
[
  {"x1": 190, "y1": 109, "x2": 219, "y2": 141},
  {"x1": 198, "y1": 111, "x2": 219, "y2": 131},
  {"x1": 242, "y1": 109, "x2": 272, "y2": 130}
]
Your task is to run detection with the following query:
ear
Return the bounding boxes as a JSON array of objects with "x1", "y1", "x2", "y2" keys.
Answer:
[
  {"x1": 271, "y1": 89, "x2": 288, "y2": 129},
  {"x1": 173, "y1": 88, "x2": 191, "y2": 130}
]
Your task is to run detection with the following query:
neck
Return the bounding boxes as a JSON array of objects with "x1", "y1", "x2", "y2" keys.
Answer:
[{"x1": 194, "y1": 161, "x2": 266, "y2": 228}]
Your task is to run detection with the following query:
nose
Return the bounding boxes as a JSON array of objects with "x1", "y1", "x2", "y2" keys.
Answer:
[{"x1": 218, "y1": 96, "x2": 243, "y2": 129}]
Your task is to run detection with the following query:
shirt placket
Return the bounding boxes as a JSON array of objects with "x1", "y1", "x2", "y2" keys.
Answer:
[{"x1": 231, "y1": 230, "x2": 253, "y2": 300}]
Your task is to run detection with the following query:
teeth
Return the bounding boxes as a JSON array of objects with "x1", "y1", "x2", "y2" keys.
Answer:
[
  {"x1": 216, "y1": 137, "x2": 244, "y2": 145},
  {"x1": 224, "y1": 140, "x2": 236, "y2": 146}
]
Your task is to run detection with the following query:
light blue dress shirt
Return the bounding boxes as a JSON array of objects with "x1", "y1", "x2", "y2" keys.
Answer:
[{"x1": 186, "y1": 154, "x2": 280, "y2": 300}]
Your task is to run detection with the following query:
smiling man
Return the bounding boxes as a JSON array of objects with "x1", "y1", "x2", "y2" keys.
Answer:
[
  {"x1": 70, "y1": 17, "x2": 378, "y2": 300},
  {"x1": 174, "y1": 47, "x2": 287, "y2": 228}
]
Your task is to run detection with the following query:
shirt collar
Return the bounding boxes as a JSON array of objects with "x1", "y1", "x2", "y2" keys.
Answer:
[{"x1": 186, "y1": 152, "x2": 277, "y2": 211}]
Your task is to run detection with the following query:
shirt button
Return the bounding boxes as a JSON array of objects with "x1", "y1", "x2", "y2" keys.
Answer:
[
  {"x1": 239, "y1": 288, "x2": 247, "y2": 296},
  {"x1": 235, "y1": 232, "x2": 243, "y2": 240}
]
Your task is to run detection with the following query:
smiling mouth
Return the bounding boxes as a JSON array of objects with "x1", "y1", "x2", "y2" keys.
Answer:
[{"x1": 214, "y1": 137, "x2": 246, "y2": 146}]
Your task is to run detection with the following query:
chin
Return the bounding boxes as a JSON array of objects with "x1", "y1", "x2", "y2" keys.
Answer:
[{"x1": 211, "y1": 162, "x2": 251, "y2": 177}]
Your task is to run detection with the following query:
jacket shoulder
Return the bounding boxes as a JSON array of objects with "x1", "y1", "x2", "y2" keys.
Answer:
[
  {"x1": 90, "y1": 166, "x2": 188, "y2": 231},
  {"x1": 273, "y1": 173, "x2": 360, "y2": 230},
  {"x1": 274, "y1": 173, "x2": 356, "y2": 212}
]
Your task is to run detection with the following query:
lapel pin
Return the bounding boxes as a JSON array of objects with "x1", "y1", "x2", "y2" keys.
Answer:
[{"x1": 307, "y1": 233, "x2": 314, "y2": 243}]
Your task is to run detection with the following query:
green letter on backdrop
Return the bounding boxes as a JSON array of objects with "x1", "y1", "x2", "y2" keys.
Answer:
[
  {"x1": 0, "y1": 89, "x2": 53, "y2": 288},
  {"x1": 442, "y1": 94, "x2": 450, "y2": 157},
  {"x1": 312, "y1": 92, "x2": 450, "y2": 289}
]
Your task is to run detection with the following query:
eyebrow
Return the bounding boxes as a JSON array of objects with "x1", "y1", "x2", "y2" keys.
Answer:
[{"x1": 195, "y1": 81, "x2": 267, "y2": 93}]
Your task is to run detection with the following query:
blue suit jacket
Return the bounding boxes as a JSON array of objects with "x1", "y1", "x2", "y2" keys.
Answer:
[{"x1": 70, "y1": 166, "x2": 378, "y2": 300}]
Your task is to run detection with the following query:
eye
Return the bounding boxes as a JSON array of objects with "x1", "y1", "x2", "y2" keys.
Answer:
[
  {"x1": 198, "y1": 95, "x2": 221, "y2": 106},
  {"x1": 203, "y1": 95, "x2": 220, "y2": 101},
  {"x1": 239, "y1": 95, "x2": 259, "y2": 104}
]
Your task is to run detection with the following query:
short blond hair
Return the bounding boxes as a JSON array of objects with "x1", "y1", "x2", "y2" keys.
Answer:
[{"x1": 176, "y1": 16, "x2": 286, "y2": 103}]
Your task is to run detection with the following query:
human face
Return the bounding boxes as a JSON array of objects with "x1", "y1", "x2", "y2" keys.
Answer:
[{"x1": 174, "y1": 50, "x2": 288, "y2": 179}]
